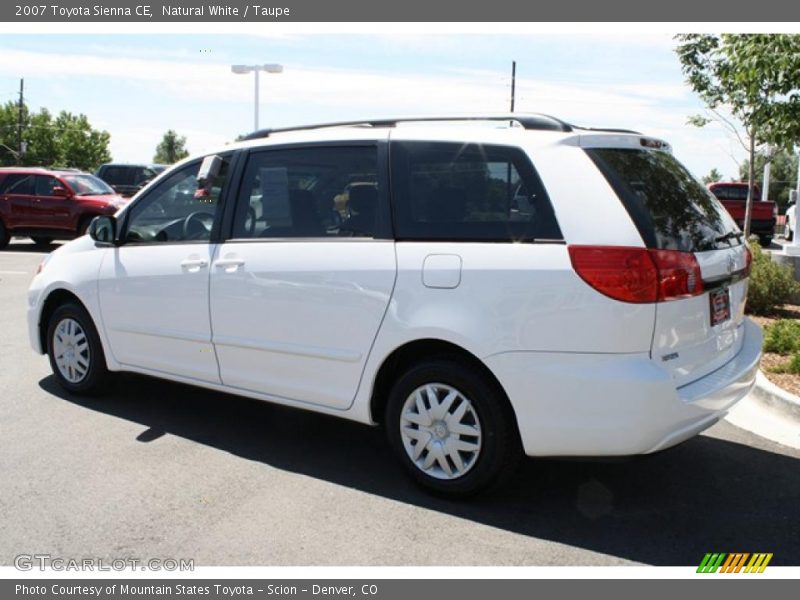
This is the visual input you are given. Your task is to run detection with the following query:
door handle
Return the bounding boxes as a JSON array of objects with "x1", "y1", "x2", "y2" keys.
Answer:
[
  {"x1": 213, "y1": 258, "x2": 245, "y2": 269},
  {"x1": 180, "y1": 258, "x2": 209, "y2": 270}
]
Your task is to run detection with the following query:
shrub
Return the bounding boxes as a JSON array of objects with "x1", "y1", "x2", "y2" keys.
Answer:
[
  {"x1": 763, "y1": 319, "x2": 800, "y2": 354},
  {"x1": 769, "y1": 352, "x2": 800, "y2": 375},
  {"x1": 745, "y1": 240, "x2": 800, "y2": 315}
]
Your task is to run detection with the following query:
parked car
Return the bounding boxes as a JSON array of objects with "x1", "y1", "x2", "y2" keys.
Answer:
[
  {"x1": 27, "y1": 115, "x2": 762, "y2": 496},
  {"x1": 0, "y1": 167, "x2": 128, "y2": 249},
  {"x1": 708, "y1": 181, "x2": 777, "y2": 246},
  {"x1": 95, "y1": 163, "x2": 167, "y2": 197},
  {"x1": 786, "y1": 200, "x2": 796, "y2": 241}
]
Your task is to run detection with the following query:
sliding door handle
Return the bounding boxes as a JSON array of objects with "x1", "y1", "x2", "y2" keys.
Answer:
[
  {"x1": 180, "y1": 258, "x2": 209, "y2": 271},
  {"x1": 213, "y1": 259, "x2": 245, "y2": 268}
]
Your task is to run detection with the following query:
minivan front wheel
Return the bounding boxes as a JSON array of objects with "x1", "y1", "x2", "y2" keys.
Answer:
[
  {"x1": 46, "y1": 303, "x2": 110, "y2": 394},
  {"x1": 385, "y1": 359, "x2": 521, "y2": 497}
]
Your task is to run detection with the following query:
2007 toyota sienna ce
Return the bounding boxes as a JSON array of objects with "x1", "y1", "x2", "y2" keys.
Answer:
[{"x1": 27, "y1": 115, "x2": 762, "y2": 496}]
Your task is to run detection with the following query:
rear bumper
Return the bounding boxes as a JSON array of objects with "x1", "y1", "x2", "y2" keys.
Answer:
[{"x1": 484, "y1": 318, "x2": 762, "y2": 457}]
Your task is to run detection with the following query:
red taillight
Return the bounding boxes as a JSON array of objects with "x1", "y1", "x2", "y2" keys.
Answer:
[
  {"x1": 649, "y1": 249, "x2": 704, "y2": 300},
  {"x1": 568, "y1": 245, "x2": 705, "y2": 304},
  {"x1": 568, "y1": 246, "x2": 658, "y2": 303}
]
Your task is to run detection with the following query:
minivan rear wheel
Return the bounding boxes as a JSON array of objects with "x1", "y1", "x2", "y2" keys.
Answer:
[
  {"x1": 385, "y1": 359, "x2": 521, "y2": 497},
  {"x1": 46, "y1": 303, "x2": 110, "y2": 395}
]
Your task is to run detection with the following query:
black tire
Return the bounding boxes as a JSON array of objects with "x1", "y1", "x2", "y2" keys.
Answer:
[
  {"x1": 31, "y1": 236, "x2": 52, "y2": 247},
  {"x1": 46, "y1": 302, "x2": 110, "y2": 395},
  {"x1": 759, "y1": 235, "x2": 773, "y2": 247},
  {"x1": 787, "y1": 229, "x2": 794, "y2": 242},
  {"x1": 385, "y1": 358, "x2": 521, "y2": 497},
  {"x1": 77, "y1": 217, "x2": 93, "y2": 237},
  {"x1": 0, "y1": 220, "x2": 9, "y2": 250}
]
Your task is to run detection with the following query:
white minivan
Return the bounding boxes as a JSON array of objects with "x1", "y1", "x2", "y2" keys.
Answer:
[{"x1": 27, "y1": 115, "x2": 762, "y2": 496}]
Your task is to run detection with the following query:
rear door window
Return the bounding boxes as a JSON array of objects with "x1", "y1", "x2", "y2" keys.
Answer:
[
  {"x1": 587, "y1": 148, "x2": 741, "y2": 252},
  {"x1": 231, "y1": 146, "x2": 379, "y2": 239},
  {"x1": 34, "y1": 176, "x2": 60, "y2": 196},
  {"x1": 2, "y1": 174, "x2": 35, "y2": 195},
  {"x1": 390, "y1": 141, "x2": 561, "y2": 242}
]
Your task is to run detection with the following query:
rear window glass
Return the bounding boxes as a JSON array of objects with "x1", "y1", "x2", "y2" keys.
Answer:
[
  {"x1": 587, "y1": 148, "x2": 742, "y2": 252},
  {"x1": 390, "y1": 141, "x2": 562, "y2": 242},
  {"x1": 100, "y1": 166, "x2": 132, "y2": 186},
  {"x1": 709, "y1": 184, "x2": 757, "y2": 201}
]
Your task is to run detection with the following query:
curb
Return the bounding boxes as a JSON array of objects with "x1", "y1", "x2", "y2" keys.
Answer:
[{"x1": 750, "y1": 370, "x2": 800, "y2": 423}]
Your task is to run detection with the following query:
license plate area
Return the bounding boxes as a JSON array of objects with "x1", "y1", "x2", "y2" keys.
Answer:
[{"x1": 709, "y1": 287, "x2": 731, "y2": 327}]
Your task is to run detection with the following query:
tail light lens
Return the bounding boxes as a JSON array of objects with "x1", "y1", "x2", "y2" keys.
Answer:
[
  {"x1": 568, "y1": 246, "x2": 705, "y2": 303},
  {"x1": 649, "y1": 249, "x2": 704, "y2": 300}
]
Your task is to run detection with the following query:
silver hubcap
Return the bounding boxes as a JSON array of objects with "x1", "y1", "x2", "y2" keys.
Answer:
[
  {"x1": 400, "y1": 383, "x2": 482, "y2": 480},
  {"x1": 53, "y1": 318, "x2": 90, "y2": 384}
]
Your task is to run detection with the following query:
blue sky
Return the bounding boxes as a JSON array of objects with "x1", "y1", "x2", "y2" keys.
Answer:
[{"x1": 0, "y1": 33, "x2": 748, "y2": 178}]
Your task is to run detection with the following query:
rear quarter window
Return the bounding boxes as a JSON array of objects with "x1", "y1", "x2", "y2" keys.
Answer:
[
  {"x1": 587, "y1": 148, "x2": 741, "y2": 252},
  {"x1": 390, "y1": 141, "x2": 562, "y2": 242}
]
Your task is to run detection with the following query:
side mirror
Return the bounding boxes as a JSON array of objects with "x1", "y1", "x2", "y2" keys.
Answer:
[
  {"x1": 52, "y1": 186, "x2": 70, "y2": 197},
  {"x1": 88, "y1": 215, "x2": 117, "y2": 246}
]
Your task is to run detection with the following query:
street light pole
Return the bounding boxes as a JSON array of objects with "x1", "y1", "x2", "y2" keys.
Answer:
[
  {"x1": 231, "y1": 64, "x2": 283, "y2": 132},
  {"x1": 253, "y1": 69, "x2": 259, "y2": 132}
]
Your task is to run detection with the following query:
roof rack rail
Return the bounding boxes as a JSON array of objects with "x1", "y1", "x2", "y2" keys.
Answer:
[{"x1": 240, "y1": 113, "x2": 574, "y2": 140}]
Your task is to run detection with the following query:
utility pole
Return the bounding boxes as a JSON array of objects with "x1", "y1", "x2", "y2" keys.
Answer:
[
  {"x1": 16, "y1": 78, "x2": 23, "y2": 165},
  {"x1": 510, "y1": 61, "x2": 516, "y2": 113}
]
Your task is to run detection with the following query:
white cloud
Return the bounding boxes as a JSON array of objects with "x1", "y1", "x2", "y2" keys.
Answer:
[{"x1": 0, "y1": 46, "x2": 748, "y2": 175}]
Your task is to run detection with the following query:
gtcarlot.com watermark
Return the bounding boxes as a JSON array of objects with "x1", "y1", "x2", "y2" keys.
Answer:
[{"x1": 14, "y1": 554, "x2": 194, "y2": 572}]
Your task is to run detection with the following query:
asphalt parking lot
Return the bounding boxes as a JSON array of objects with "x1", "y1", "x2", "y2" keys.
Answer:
[{"x1": 1, "y1": 239, "x2": 799, "y2": 567}]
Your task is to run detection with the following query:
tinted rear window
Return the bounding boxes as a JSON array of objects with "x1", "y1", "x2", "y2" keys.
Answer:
[
  {"x1": 588, "y1": 148, "x2": 741, "y2": 252},
  {"x1": 390, "y1": 141, "x2": 562, "y2": 242},
  {"x1": 710, "y1": 184, "x2": 755, "y2": 201},
  {"x1": 100, "y1": 166, "x2": 132, "y2": 185}
]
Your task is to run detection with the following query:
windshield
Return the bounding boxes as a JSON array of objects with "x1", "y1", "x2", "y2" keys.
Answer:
[
  {"x1": 587, "y1": 148, "x2": 742, "y2": 252},
  {"x1": 64, "y1": 174, "x2": 115, "y2": 196}
]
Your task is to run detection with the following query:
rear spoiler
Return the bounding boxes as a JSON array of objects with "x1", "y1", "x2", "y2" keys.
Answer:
[{"x1": 569, "y1": 133, "x2": 673, "y2": 153}]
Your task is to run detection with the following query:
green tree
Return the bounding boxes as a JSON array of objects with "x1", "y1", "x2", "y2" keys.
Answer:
[
  {"x1": 702, "y1": 168, "x2": 723, "y2": 184},
  {"x1": 0, "y1": 101, "x2": 111, "y2": 170},
  {"x1": 739, "y1": 149, "x2": 799, "y2": 212},
  {"x1": 52, "y1": 112, "x2": 111, "y2": 171},
  {"x1": 675, "y1": 34, "x2": 800, "y2": 236},
  {"x1": 153, "y1": 129, "x2": 189, "y2": 164}
]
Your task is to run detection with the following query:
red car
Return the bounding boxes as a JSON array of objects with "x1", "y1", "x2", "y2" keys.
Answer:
[
  {"x1": 707, "y1": 181, "x2": 777, "y2": 246},
  {"x1": 0, "y1": 167, "x2": 128, "y2": 249}
]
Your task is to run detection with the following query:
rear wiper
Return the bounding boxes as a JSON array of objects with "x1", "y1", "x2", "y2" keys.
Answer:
[{"x1": 714, "y1": 231, "x2": 743, "y2": 245}]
